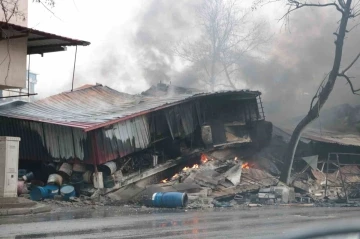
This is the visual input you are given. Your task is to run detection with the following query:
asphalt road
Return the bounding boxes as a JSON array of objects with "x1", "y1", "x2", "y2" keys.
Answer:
[{"x1": 1, "y1": 206, "x2": 360, "y2": 239}]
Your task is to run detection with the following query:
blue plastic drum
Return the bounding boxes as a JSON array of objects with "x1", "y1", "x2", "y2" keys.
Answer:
[
  {"x1": 60, "y1": 185, "x2": 76, "y2": 201},
  {"x1": 152, "y1": 192, "x2": 188, "y2": 208}
]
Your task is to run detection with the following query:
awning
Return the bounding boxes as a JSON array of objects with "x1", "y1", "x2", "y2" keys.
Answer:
[{"x1": 0, "y1": 21, "x2": 90, "y2": 54}]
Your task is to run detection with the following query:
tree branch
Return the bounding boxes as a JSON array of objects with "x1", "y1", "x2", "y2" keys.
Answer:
[
  {"x1": 338, "y1": 73, "x2": 360, "y2": 95},
  {"x1": 38, "y1": 0, "x2": 63, "y2": 22},
  {"x1": 340, "y1": 51, "x2": 360, "y2": 74},
  {"x1": 309, "y1": 72, "x2": 330, "y2": 111},
  {"x1": 279, "y1": 1, "x2": 344, "y2": 21}
]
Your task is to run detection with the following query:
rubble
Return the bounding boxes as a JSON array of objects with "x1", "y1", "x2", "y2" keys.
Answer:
[{"x1": 15, "y1": 123, "x2": 360, "y2": 211}]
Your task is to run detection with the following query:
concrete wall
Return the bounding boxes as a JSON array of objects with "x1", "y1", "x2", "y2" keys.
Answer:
[
  {"x1": 0, "y1": 0, "x2": 28, "y2": 27},
  {"x1": 0, "y1": 0, "x2": 28, "y2": 90},
  {"x1": 0, "y1": 37, "x2": 27, "y2": 89}
]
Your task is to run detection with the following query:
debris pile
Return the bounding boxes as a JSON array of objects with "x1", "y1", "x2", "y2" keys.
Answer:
[
  {"x1": 132, "y1": 151, "x2": 297, "y2": 209},
  {"x1": 17, "y1": 138, "x2": 360, "y2": 210}
]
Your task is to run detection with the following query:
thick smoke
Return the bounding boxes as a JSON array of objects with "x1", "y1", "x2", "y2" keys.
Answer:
[
  {"x1": 134, "y1": 0, "x2": 360, "y2": 126},
  {"x1": 132, "y1": 0, "x2": 203, "y2": 86},
  {"x1": 238, "y1": 7, "x2": 360, "y2": 124}
]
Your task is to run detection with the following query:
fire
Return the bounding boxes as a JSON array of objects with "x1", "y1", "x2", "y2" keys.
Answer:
[
  {"x1": 161, "y1": 179, "x2": 168, "y2": 183},
  {"x1": 183, "y1": 166, "x2": 190, "y2": 171},
  {"x1": 171, "y1": 173, "x2": 179, "y2": 180},
  {"x1": 182, "y1": 164, "x2": 199, "y2": 171},
  {"x1": 234, "y1": 157, "x2": 238, "y2": 161},
  {"x1": 192, "y1": 164, "x2": 199, "y2": 169},
  {"x1": 242, "y1": 162, "x2": 250, "y2": 169},
  {"x1": 201, "y1": 154, "x2": 208, "y2": 164}
]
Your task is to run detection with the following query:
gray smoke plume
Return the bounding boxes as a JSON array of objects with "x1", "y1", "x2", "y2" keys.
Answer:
[
  {"x1": 132, "y1": 0, "x2": 203, "y2": 86},
  {"x1": 93, "y1": 0, "x2": 359, "y2": 126},
  {"x1": 237, "y1": 7, "x2": 360, "y2": 124}
]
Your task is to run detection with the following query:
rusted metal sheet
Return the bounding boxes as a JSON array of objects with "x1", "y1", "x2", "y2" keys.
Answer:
[
  {"x1": 0, "y1": 85, "x2": 260, "y2": 132},
  {"x1": 0, "y1": 117, "x2": 89, "y2": 162},
  {"x1": 165, "y1": 102, "x2": 199, "y2": 139},
  {"x1": 95, "y1": 116, "x2": 151, "y2": 164},
  {"x1": 0, "y1": 85, "x2": 262, "y2": 164}
]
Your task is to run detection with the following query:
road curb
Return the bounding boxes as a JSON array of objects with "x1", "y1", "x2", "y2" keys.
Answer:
[{"x1": 0, "y1": 204, "x2": 51, "y2": 216}]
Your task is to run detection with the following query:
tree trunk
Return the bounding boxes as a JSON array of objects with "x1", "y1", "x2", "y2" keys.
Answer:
[
  {"x1": 210, "y1": 52, "x2": 217, "y2": 91},
  {"x1": 223, "y1": 63, "x2": 237, "y2": 90},
  {"x1": 280, "y1": 1, "x2": 352, "y2": 184}
]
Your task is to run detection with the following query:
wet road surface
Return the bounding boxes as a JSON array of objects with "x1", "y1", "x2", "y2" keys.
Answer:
[{"x1": 1, "y1": 206, "x2": 360, "y2": 238}]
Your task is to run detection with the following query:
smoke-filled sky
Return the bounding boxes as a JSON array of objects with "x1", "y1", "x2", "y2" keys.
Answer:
[{"x1": 28, "y1": 0, "x2": 360, "y2": 124}]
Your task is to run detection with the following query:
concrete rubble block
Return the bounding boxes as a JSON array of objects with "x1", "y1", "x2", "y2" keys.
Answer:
[
  {"x1": 106, "y1": 184, "x2": 145, "y2": 203},
  {"x1": 259, "y1": 185, "x2": 295, "y2": 203},
  {"x1": 187, "y1": 188, "x2": 212, "y2": 199},
  {"x1": 93, "y1": 172, "x2": 104, "y2": 189}
]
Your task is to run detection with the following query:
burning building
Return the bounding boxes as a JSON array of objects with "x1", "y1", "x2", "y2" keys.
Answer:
[{"x1": 0, "y1": 83, "x2": 272, "y2": 177}]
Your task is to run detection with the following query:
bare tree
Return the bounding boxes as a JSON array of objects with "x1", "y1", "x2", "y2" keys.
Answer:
[
  {"x1": 176, "y1": 0, "x2": 269, "y2": 91},
  {"x1": 276, "y1": 0, "x2": 360, "y2": 184},
  {"x1": 0, "y1": 0, "x2": 25, "y2": 23}
]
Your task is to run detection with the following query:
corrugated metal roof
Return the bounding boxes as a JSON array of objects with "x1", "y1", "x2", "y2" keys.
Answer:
[
  {"x1": 0, "y1": 21, "x2": 90, "y2": 54},
  {"x1": 275, "y1": 125, "x2": 360, "y2": 147},
  {"x1": 0, "y1": 84, "x2": 260, "y2": 132}
]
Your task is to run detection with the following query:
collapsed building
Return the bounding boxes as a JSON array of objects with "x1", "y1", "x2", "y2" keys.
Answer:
[
  {"x1": 3, "y1": 82, "x2": 359, "y2": 208},
  {"x1": 265, "y1": 126, "x2": 360, "y2": 203},
  {"x1": 0, "y1": 83, "x2": 272, "y2": 190}
]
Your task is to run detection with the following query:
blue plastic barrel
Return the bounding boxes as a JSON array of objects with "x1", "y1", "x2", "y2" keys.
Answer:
[
  {"x1": 30, "y1": 186, "x2": 49, "y2": 201},
  {"x1": 45, "y1": 184, "x2": 59, "y2": 198},
  {"x1": 60, "y1": 185, "x2": 76, "y2": 201},
  {"x1": 152, "y1": 192, "x2": 188, "y2": 208}
]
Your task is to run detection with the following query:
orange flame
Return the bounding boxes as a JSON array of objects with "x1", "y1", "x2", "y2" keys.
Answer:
[
  {"x1": 242, "y1": 162, "x2": 250, "y2": 169},
  {"x1": 183, "y1": 166, "x2": 190, "y2": 171},
  {"x1": 171, "y1": 173, "x2": 179, "y2": 180},
  {"x1": 192, "y1": 164, "x2": 199, "y2": 169},
  {"x1": 183, "y1": 164, "x2": 199, "y2": 171},
  {"x1": 161, "y1": 179, "x2": 168, "y2": 183},
  {"x1": 201, "y1": 154, "x2": 208, "y2": 164}
]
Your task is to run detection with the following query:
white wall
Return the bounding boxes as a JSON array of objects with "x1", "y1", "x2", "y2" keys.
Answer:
[
  {"x1": 0, "y1": 38, "x2": 27, "y2": 89},
  {"x1": 0, "y1": 0, "x2": 28, "y2": 90}
]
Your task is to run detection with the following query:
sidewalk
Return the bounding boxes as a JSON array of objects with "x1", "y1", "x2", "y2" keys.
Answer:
[{"x1": 0, "y1": 197, "x2": 51, "y2": 216}]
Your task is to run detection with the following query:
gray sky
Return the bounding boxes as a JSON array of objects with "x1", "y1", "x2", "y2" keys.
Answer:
[
  {"x1": 27, "y1": 0, "x2": 360, "y2": 124},
  {"x1": 29, "y1": 0, "x2": 148, "y2": 98},
  {"x1": 28, "y1": 0, "x2": 282, "y2": 98}
]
